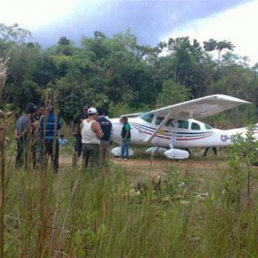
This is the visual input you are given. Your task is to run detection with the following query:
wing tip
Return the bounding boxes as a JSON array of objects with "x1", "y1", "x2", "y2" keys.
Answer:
[{"x1": 212, "y1": 94, "x2": 250, "y2": 104}]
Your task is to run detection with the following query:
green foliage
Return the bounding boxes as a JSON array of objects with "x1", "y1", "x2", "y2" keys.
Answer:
[
  {"x1": 0, "y1": 23, "x2": 257, "y2": 125},
  {"x1": 156, "y1": 79, "x2": 188, "y2": 107},
  {"x1": 200, "y1": 125, "x2": 258, "y2": 257},
  {"x1": 227, "y1": 124, "x2": 258, "y2": 202},
  {"x1": 157, "y1": 37, "x2": 216, "y2": 97},
  {"x1": 2, "y1": 157, "x2": 257, "y2": 257},
  {"x1": 0, "y1": 124, "x2": 257, "y2": 257},
  {"x1": 0, "y1": 23, "x2": 31, "y2": 45},
  {"x1": 204, "y1": 39, "x2": 235, "y2": 63},
  {"x1": 6, "y1": 80, "x2": 42, "y2": 110},
  {"x1": 108, "y1": 102, "x2": 150, "y2": 118},
  {"x1": 204, "y1": 39, "x2": 234, "y2": 53}
]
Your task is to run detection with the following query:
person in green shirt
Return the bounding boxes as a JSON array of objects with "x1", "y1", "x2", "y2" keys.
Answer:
[{"x1": 120, "y1": 117, "x2": 131, "y2": 160}]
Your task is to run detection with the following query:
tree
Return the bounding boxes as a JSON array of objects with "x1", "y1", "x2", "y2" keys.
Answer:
[
  {"x1": 0, "y1": 23, "x2": 256, "y2": 126},
  {"x1": 156, "y1": 79, "x2": 188, "y2": 107},
  {"x1": 57, "y1": 37, "x2": 73, "y2": 56},
  {"x1": 0, "y1": 23, "x2": 31, "y2": 45},
  {"x1": 216, "y1": 41, "x2": 234, "y2": 63},
  {"x1": 203, "y1": 39, "x2": 217, "y2": 52},
  {"x1": 156, "y1": 37, "x2": 209, "y2": 98},
  {"x1": 203, "y1": 39, "x2": 235, "y2": 64},
  {"x1": 58, "y1": 37, "x2": 71, "y2": 46},
  {"x1": 6, "y1": 80, "x2": 42, "y2": 110}
]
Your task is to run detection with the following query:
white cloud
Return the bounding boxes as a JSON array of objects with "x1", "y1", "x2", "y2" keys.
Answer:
[
  {"x1": 0, "y1": 0, "x2": 108, "y2": 30},
  {"x1": 0, "y1": 0, "x2": 81, "y2": 29},
  {"x1": 162, "y1": 0, "x2": 258, "y2": 65}
]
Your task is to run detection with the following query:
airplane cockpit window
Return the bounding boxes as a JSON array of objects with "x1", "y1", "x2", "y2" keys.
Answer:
[
  {"x1": 165, "y1": 119, "x2": 174, "y2": 127},
  {"x1": 191, "y1": 122, "x2": 201, "y2": 130},
  {"x1": 139, "y1": 112, "x2": 154, "y2": 123},
  {"x1": 177, "y1": 120, "x2": 189, "y2": 129},
  {"x1": 155, "y1": 117, "x2": 164, "y2": 125},
  {"x1": 205, "y1": 123, "x2": 213, "y2": 130}
]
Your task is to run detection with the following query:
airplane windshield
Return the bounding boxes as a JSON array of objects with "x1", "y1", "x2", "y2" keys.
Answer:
[
  {"x1": 205, "y1": 124, "x2": 213, "y2": 129},
  {"x1": 139, "y1": 112, "x2": 154, "y2": 123}
]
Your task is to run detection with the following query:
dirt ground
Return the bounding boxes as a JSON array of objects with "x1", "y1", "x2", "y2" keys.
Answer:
[
  {"x1": 59, "y1": 149, "x2": 229, "y2": 184},
  {"x1": 54, "y1": 147, "x2": 258, "y2": 194},
  {"x1": 112, "y1": 157, "x2": 228, "y2": 182}
]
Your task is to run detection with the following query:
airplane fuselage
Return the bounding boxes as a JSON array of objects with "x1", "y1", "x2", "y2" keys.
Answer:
[{"x1": 110, "y1": 115, "x2": 258, "y2": 149}]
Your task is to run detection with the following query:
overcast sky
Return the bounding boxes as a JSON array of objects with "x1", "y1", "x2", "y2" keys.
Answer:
[{"x1": 1, "y1": 0, "x2": 258, "y2": 64}]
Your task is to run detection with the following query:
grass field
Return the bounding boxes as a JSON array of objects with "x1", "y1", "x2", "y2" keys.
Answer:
[{"x1": 0, "y1": 140, "x2": 257, "y2": 257}]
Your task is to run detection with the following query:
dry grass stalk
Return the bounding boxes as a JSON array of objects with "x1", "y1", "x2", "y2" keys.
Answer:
[
  {"x1": 0, "y1": 58, "x2": 8, "y2": 108},
  {"x1": 54, "y1": 179, "x2": 79, "y2": 257},
  {"x1": 0, "y1": 57, "x2": 8, "y2": 258}
]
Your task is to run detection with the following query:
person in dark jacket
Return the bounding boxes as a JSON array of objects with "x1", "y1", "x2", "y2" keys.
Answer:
[
  {"x1": 120, "y1": 117, "x2": 131, "y2": 160},
  {"x1": 40, "y1": 105, "x2": 61, "y2": 173},
  {"x1": 71, "y1": 105, "x2": 88, "y2": 167},
  {"x1": 96, "y1": 107, "x2": 112, "y2": 165}
]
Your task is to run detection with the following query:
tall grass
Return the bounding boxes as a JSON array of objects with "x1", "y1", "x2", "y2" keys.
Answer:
[
  {"x1": 0, "y1": 56, "x2": 257, "y2": 256},
  {"x1": 0, "y1": 156, "x2": 257, "y2": 257},
  {"x1": 0, "y1": 123, "x2": 257, "y2": 256}
]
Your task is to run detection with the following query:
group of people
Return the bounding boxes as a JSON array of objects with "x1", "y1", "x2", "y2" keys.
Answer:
[
  {"x1": 71, "y1": 105, "x2": 131, "y2": 170},
  {"x1": 15, "y1": 102, "x2": 215, "y2": 173},
  {"x1": 15, "y1": 103, "x2": 61, "y2": 172},
  {"x1": 72, "y1": 106, "x2": 112, "y2": 170},
  {"x1": 15, "y1": 102, "x2": 131, "y2": 174}
]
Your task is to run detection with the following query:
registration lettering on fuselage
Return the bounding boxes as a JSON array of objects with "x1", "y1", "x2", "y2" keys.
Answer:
[{"x1": 221, "y1": 134, "x2": 237, "y2": 143}]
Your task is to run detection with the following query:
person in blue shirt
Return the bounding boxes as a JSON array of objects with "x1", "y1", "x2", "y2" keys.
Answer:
[
  {"x1": 58, "y1": 134, "x2": 68, "y2": 146},
  {"x1": 40, "y1": 105, "x2": 62, "y2": 173}
]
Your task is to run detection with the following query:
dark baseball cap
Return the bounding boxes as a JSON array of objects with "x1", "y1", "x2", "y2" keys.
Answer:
[{"x1": 26, "y1": 103, "x2": 37, "y2": 114}]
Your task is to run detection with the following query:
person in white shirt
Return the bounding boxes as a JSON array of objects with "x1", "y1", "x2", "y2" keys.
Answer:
[{"x1": 80, "y1": 107, "x2": 103, "y2": 171}]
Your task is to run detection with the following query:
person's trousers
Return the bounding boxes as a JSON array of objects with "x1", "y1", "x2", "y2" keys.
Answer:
[
  {"x1": 100, "y1": 140, "x2": 110, "y2": 165},
  {"x1": 121, "y1": 138, "x2": 130, "y2": 158},
  {"x1": 44, "y1": 140, "x2": 59, "y2": 173},
  {"x1": 15, "y1": 137, "x2": 28, "y2": 168},
  {"x1": 82, "y1": 143, "x2": 100, "y2": 171},
  {"x1": 203, "y1": 147, "x2": 217, "y2": 157},
  {"x1": 72, "y1": 135, "x2": 82, "y2": 167}
]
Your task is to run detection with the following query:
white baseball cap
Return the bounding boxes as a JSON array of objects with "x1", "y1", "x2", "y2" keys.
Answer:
[{"x1": 88, "y1": 107, "x2": 98, "y2": 115}]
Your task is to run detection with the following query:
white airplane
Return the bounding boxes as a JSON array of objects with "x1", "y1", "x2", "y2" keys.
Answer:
[{"x1": 110, "y1": 94, "x2": 257, "y2": 159}]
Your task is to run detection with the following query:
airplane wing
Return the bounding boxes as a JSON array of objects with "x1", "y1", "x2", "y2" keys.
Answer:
[
  {"x1": 120, "y1": 112, "x2": 143, "y2": 118},
  {"x1": 145, "y1": 94, "x2": 249, "y2": 143},
  {"x1": 150, "y1": 94, "x2": 249, "y2": 119}
]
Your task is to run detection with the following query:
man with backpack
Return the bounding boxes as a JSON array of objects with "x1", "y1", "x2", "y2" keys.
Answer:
[{"x1": 96, "y1": 107, "x2": 112, "y2": 165}]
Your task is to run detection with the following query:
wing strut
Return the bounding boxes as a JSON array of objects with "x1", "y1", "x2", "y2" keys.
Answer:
[{"x1": 146, "y1": 111, "x2": 172, "y2": 144}]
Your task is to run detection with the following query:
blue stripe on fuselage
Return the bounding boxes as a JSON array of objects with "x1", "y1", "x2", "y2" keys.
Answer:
[{"x1": 131, "y1": 122, "x2": 213, "y2": 137}]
